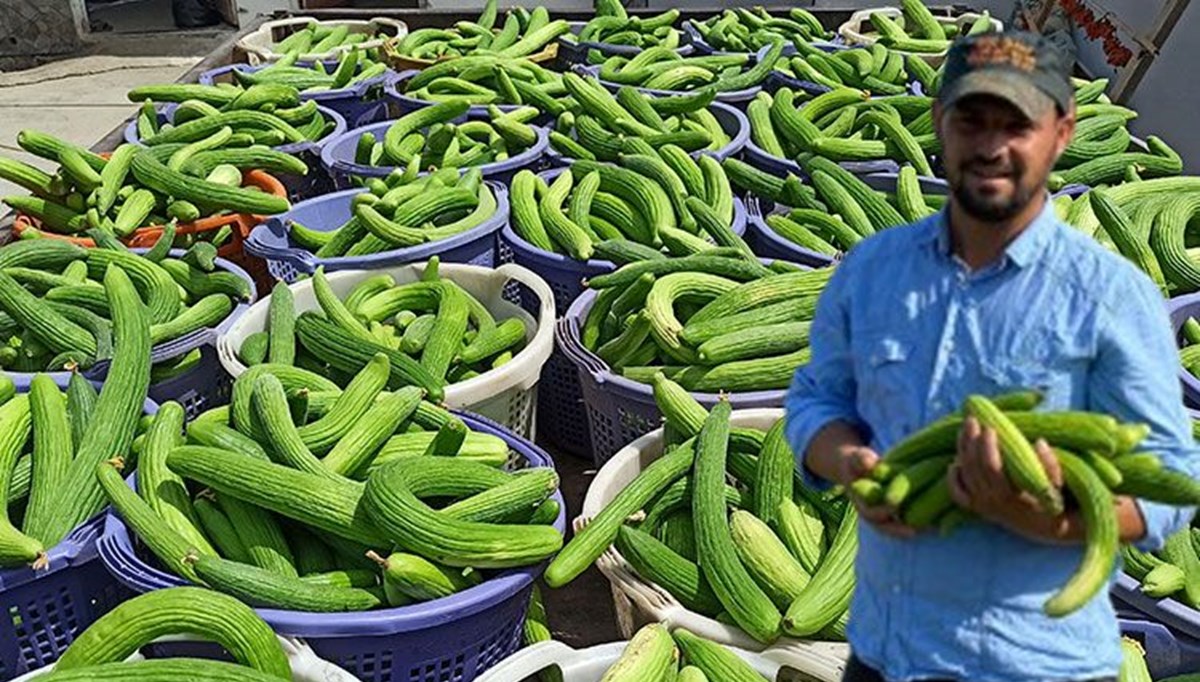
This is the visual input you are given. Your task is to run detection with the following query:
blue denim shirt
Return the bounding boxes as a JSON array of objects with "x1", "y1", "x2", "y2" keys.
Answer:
[{"x1": 784, "y1": 199, "x2": 1197, "y2": 682}]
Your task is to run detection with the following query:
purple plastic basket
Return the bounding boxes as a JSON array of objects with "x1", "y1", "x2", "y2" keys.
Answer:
[
  {"x1": 124, "y1": 102, "x2": 347, "y2": 201},
  {"x1": 197, "y1": 62, "x2": 397, "y2": 128},
  {"x1": 559, "y1": 282, "x2": 795, "y2": 465},
  {"x1": 7, "y1": 248, "x2": 255, "y2": 413},
  {"x1": 557, "y1": 21, "x2": 695, "y2": 66},
  {"x1": 245, "y1": 182, "x2": 508, "y2": 282},
  {"x1": 97, "y1": 410, "x2": 566, "y2": 682},
  {"x1": 497, "y1": 165, "x2": 748, "y2": 457},
  {"x1": 320, "y1": 117, "x2": 549, "y2": 190},
  {"x1": 0, "y1": 375, "x2": 158, "y2": 678},
  {"x1": 544, "y1": 100, "x2": 749, "y2": 168},
  {"x1": 1166, "y1": 294, "x2": 1200, "y2": 406},
  {"x1": 1119, "y1": 617, "x2": 1200, "y2": 679},
  {"x1": 745, "y1": 173, "x2": 950, "y2": 267}
]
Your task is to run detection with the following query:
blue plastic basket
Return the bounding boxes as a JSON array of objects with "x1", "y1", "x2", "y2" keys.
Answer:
[
  {"x1": 543, "y1": 100, "x2": 749, "y2": 167},
  {"x1": 556, "y1": 21, "x2": 695, "y2": 66},
  {"x1": 1166, "y1": 294, "x2": 1200, "y2": 406},
  {"x1": 244, "y1": 182, "x2": 508, "y2": 282},
  {"x1": 745, "y1": 173, "x2": 950, "y2": 267},
  {"x1": 197, "y1": 62, "x2": 397, "y2": 128},
  {"x1": 320, "y1": 117, "x2": 549, "y2": 190},
  {"x1": 1120, "y1": 617, "x2": 1200, "y2": 679},
  {"x1": 97, "y1": 410, "x2": 567, "y2": 682},
  {"x1": 124, "y1": 103, "x2": 347, "y2": 201},
  {"x1": 0, "y1": 375, "x2": 158, "y2": 679}
]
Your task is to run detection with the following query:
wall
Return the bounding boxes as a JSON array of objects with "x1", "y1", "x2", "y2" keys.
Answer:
[
  {"x1": 1070, "y1": 0, "x2": 1199, "y2": 173},
  {"x1": 0, "y1": 0, "x2": 85, "y2": 70}
]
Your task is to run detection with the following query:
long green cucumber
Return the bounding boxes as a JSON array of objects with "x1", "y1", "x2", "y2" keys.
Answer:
[
  {"x1": 136, "y1": 402, "x2": 215, "y2": 556},
  {"x1": 189, "y1": 554, "x2": 382, "y2": 612}
]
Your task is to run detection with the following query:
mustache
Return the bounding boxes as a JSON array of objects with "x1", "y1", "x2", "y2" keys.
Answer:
[{"x1": 961, "y1": 157, "x2": 1018, "y2": 175}]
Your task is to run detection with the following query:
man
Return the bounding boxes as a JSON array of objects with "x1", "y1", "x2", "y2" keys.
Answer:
[{"x1": 785, "y1": 31, "x2": 1197, "y2": 682}]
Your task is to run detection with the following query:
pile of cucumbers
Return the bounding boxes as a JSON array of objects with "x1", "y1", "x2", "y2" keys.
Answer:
[
  {"x1": 1, "y1": 133, "x2": 295, "y2": 239},
  {"x1": 578, "y1": 623, "x2": 779, "y2": 681},
  {"x1": 234, "y1": 261, "x2": 528, "y2": 396},
  {"x1": 287, "y1": 167, "x2": 499, "y2": 259},
  {"x1": 387, "y1": 0, "x2": 569, "y2": 62},
  {"x1": 747, "y1": 86, "x2": 939, "y2": 175},
  {"x1": 393, "y1": 56, "x2": 565, "y2": 107},
  {"x1": 568, "y1": 3, "x2": 686, "y2": 57},
  {"x1": 350, "y1": 101, "x2": 541, "y2": 175},
  {"x1": 578, "y1": 257, "x2": 831, "y2": 393},
  {"x1": 859, "y1": 0, "x2": 993, "y2": 54},
  {"x1": 128, "y1": 82, "x2": 339, "y2": 151},
  {"x1": 270, "y1": 20, "x2": 389, "y2": 57},
  {"x1": 546, "y1": 384, "x2": 851, "y2": 643},
  {"x1": 0, "y1": 263, "x2": 152, "y2": 569},
  {"x1": 592, "y1": 40, "x2": 784, "y2": 95},
  {"x1": 687, "y1": 8, "x2": 832, "y2": 54},
  {"x1": 855, "y1": 392, "x2": 1200, "y2": 617},
  {"x1": 218, "y1": 48, "x2": 391, "y2": 94},
  {"x1": 102, "y1": 352, "x2": 562, "y2": 613},
  {"x1": 509, "y1": 150, "x2": 743, "y2": 262},
  {"x1": 0, "y1": 239, "x2": 250, "y2": 372},
  {"x1": 546, "y1": 74, "x2": 733, "y2": 162}
]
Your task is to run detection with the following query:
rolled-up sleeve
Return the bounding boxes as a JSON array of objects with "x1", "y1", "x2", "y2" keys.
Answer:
[
  {"x1": 1088, "y1": 273, "x2": 1198, "y2": 552},
  {"x1": 785, "y1": 260, "x2": 866, "y2": 491}
]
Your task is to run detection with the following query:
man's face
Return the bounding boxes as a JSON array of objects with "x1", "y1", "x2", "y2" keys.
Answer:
[{"x1": 935, "y1": 94, "x2": 1075, "y2": 223}]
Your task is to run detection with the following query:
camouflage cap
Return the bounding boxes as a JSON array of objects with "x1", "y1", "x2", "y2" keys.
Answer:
[{"x1": 938, "y1": 30, "x2": 1074, "y2": 119}]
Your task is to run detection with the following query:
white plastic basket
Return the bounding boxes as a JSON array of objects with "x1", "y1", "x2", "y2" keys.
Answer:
[
  {"x1": 579, "y1": 407, "x2": 851, "y2": 674},
  {"x1": 237, "y1": 16, "x2": 409, "y2": 65},
  {"x1": 13, "y1": 635, "x2": 357, "y2": 681},
  {"x1": 476, "y1": 639, "x2": 828, "y2": 682},
  {"x1": 838, "y1": 7, "x2": 1004, "y2": 66},
  {"x1": 216, "y1": 262, "x2": 556, "y2": 439}
]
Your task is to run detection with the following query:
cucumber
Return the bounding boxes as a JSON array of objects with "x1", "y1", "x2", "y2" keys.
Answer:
[{"x1": 189, "y1": 554, "x2": 382, "y2": 612}]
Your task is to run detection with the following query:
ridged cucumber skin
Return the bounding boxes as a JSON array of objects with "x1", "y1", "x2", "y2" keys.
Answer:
[
  {"x1": 267, "y1": 281, "x2": 296, "y2": 365},
  {"x1": 149, "y1": 294, "x2": 233, "y2": 346},
  {"x1": 193, "y1": 496, "x2": 252, "y2": 563},
  {"x1": 251, "y1": 373, "x2": 339, "y2": 480},
  {"x1": 672, "y1": 629, "x2": 763, "y2": 682},
  {"x1": 0, "y1": 271, "x2": 97, "y2": 359},
  {"x1": 420, "y1": 283, "x2": 471, "y2": 382},
  {"x1": 22, "y1": 375, "x2": 73, "y2": 542},
  {"x1": 600, "y1": 623, "x2": 679, "y2": 682},
  {"x1": 964, "y1": 395, "x2": 1064, "y2": 516},
  {"x1": 369, "y1": 431, "x2": 510, "y2": 471},
  {"x1": 186, "y1": 420, "x2": 271, "y2": 462},
  {"x1": 776, "y1": 498, "x2": 826, "y2": 574},
  {"x1": 697, "y1": 321, "x2": 810, "y2": 366},
  {"x1": 321, "y1": 387, "x2": 423, "y2": 477},
  {"x1": 136, "y1": 402, "x2": 215, "y2": 557},
  {"x1": 782, "y1": 506, "x2": 857, "y2": 637},
  {"x1": 294, "y1": 313, "x2": 445, "y2": 402},
  {"x1": 30, "y1": 658, "x2": 296, "y2": 681},
  {"x1": 693, "y1": 401, "x2": 781, "y2": 643},
  {"x1": 373, "y1": 551, "x2": 480, "y2": 603},
  {"x1": 616, "y1": 524, "x2": 723, "y2": 617},
  {"x1": 296, "y1": 352, "x2": 390, "y2": 454},
  {"x1": 883, "y1": 455, "x2": 953, "y2": 508},
  {"x1": 362, "y1": 458, "x2": 563, "y2": 569},
  {"x1": 1111, "y1": 456, "x2": 1200, "y2": 505},
  {"x1": 167, "y1": 445, "x2": 387, "y2": 547},
  {"x1": 38, "y1": 266, "x2": 151, "y2": 547},
  {"x1": 190, "y1": 554, "x2": 382, "y2": 612},
  {"x1": 1043, "y1": 450, "x2": 1117, "y2": 617},
  {"x1": 753, "y1": 420, "x2": 794, "y2": 528},
  {"x1": 229, "y1": 364, "x2": 340, "y2": 441},
  {"x1": 97, "y1": 462, "x2": 202, "y2": 582},
  {"x1": 84, "y1": 248, "x2": 180, "y2": 325},
  {"x1": 0, "y1": 395, "x2": 32, "y2": 523},
  {"x1": 886, "y1": 411, "x2": 1120, "y2": 467},
  {"x1": 546, "y1": 440, "x2": 696, "y2": 588},
  {"x1": 439, "y1": 467, "x2": 558, "y2": 523},
  {"x1": 215, "y1": 491, "x2": 298, "y2": 579},
  {"x1": 54, "y1": 586, "x2": 290, "y2": 677},
  {"x1": 130, "y1": 151, "x2": 290, "y2": 216}
]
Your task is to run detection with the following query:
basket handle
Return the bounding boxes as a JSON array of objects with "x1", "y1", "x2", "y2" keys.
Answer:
[
  {"x1": 493, "y1": 262, "x2": 556, "y2": 328},
  {"x1": 757, "y1": 642, "x2": 849, "y2": 682},
  {"x1": 473, "y1": 641, "x2": 578, "y2": 680}
]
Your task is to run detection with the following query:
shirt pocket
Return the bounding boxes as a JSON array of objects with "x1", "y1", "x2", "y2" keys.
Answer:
[
  {"x1": 855, "y1": 333, "x2": 921, "y2": 442},
  {"x1": 979, "y1": 356, "x2": 1078, "y2": 411}
]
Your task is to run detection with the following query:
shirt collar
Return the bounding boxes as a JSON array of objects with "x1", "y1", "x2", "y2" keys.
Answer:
[{"x1": 922, "y1": 193, "x2": 1057, "y2": 269}]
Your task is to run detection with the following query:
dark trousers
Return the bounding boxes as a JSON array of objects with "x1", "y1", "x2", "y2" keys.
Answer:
[{"x1": 842, "y1": 656, "x2": 1118, "y2": 682}]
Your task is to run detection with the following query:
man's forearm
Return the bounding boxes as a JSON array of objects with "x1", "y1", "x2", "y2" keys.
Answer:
[
  {"x1": 998, "y1": 495, "x2": 1147, "y2": 545},
  {"x1": 805, "y1": 420, "x2": 868, "y2": 487}
]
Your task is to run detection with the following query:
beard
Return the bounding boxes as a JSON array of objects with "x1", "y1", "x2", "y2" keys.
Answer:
[{"x1": 949, "y1": 160, "x2": 1038, "y2": 223}]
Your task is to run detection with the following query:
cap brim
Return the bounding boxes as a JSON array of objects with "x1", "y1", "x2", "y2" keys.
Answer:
[{"x1": 939, "y1": 69, "x2": 1056, "y2": 121}]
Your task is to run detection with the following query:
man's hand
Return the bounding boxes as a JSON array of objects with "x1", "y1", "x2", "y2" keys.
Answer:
[
  {"x1": 948, "y1": 416, "x2": 1071, "y2": 543},
  {"x1": 840, "y1": 446, "x2": 917, "y2": 539}
]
